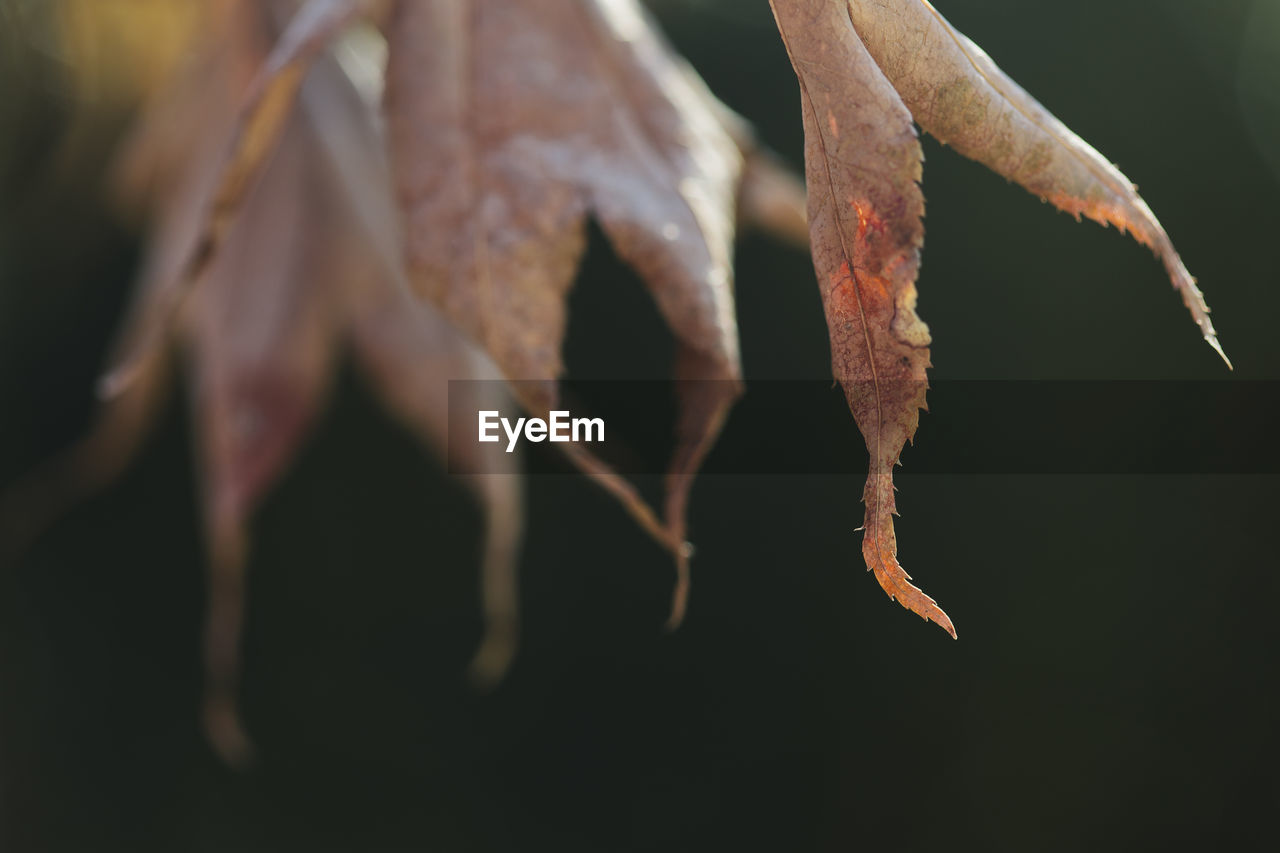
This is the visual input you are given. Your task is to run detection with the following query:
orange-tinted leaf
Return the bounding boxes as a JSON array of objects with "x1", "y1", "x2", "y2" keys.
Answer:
[
  {"x1": 844, "y1": 0, "x2": 1227, "y2": 366},
  {"x1": 771, "y1": 0, "x2": 955, "y2": 637}
]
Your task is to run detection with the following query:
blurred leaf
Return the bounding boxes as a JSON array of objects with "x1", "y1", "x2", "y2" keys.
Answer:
[{"x1": 3, "y1": 0, "x2": 523, "y2": 763}]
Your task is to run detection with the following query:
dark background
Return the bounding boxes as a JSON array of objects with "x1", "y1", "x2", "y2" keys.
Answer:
[{"x1": 2, "y1": 1, "x2": 1278, "y2": 850}]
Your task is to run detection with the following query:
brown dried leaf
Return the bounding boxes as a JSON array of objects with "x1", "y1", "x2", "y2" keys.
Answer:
[
  {"x1": 113, "y1": 0, "x2": 744, "y2": 626},
  {"x1": 770, "y1": 0, "x2": 955, "y2": 637},
  {"x1": 195, "y1": 28, "x2": 522, "y2": 757},
  {"x1": 16, "y1": 0, "x2": 1228, "y2": 686},
  {"x1": 383, "y1": 0, "x2": 744, "y2": 622},
  {"x1": 301, "y1": 45, "x2": 525, "y2": 687},
  {"x1": 844, "y1": 0, "x2": 1227, "y2": 365},
  {"x1": 97, "y1": 0, "x2": 378, "y2": 399},
  {"x1": 769, "y1": 0, "x2": 1228, "y2": 636},
  {"x1": 5, "y1": 1, "x2": 524, "y2": 762}
]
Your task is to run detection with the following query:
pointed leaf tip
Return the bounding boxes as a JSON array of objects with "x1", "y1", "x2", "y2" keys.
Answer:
[
  {"x1": 773, "y1": 0, "x2": 951, "y2": 637},
  {"x1": 841, "y1": 0, "x2": 1230, "y2": 367}
]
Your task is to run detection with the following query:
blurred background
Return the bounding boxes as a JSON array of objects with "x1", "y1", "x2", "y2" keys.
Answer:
[{"x1": 1, "y1": 0, "x2": 1277, "y2": 850}]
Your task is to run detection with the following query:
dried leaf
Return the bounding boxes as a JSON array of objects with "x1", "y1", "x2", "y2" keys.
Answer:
[
  {"x1": 771, "y1": 0, "x2": 954, "y2": 636},
  {"x1": 301, "y1": 46, "x2": 524, "y2": 686},
  {"x1": 768, "y1": 0, "x2": 1230, "y2": 636},
  {"x1": 11, "y1": 0, "x2": 1232, "y2": 695},
  {"x1": 844, "y1": 0, "x2": 1227, "y2": 365},
  {"x1": 383, "y1": 0, "x2": 744, "y2": 621},
  {"x1": 185, "y1": 88, "x2": 342, "y2": 770},
  {"x1": 110, "y1": 0, "x2": 744, "y2": 625},
  {"x1": 97, "y1": 0, "x2": 378, "y2": 400},
  {"x1": 4, "y1": 1, "x2": 524, "y2": 762}
]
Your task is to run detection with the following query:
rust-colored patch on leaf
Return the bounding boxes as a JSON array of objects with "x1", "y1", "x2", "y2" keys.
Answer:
[{"x1": 772, "y1": 0, "x2": 954, "y2": 636}]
